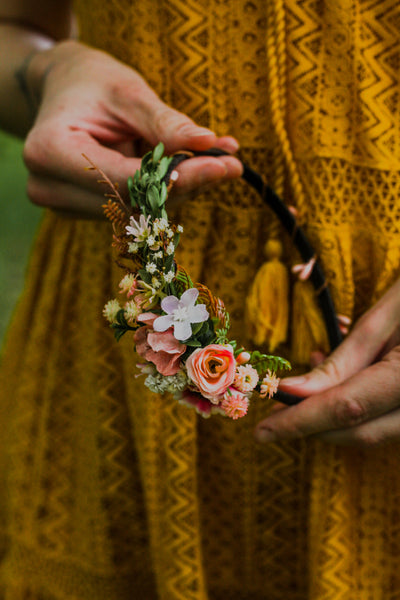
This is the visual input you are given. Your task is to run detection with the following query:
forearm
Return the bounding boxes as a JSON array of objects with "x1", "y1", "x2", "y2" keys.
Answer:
[
  {"x1": 0, "y1": 23, "x2": 56, "y2": 136},
  {"x1": 0, "y1": 1, "x2": 73, "y2": 137}
]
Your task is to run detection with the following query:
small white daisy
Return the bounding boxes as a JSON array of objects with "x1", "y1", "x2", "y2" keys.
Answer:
[
  {"x1": 164, "y1": 271, "x2": 175, "y2": 283},
  {"x1": 128, "y1": 242, "x2": 139, "y2": 253},
  {"x1": 146, "y1": 263, "x2": 157, "y2": 274}
]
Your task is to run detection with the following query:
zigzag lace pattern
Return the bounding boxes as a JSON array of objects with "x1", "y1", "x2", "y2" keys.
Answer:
[{"x1": 0, "y1": 0, "x2": 400, "y2": 598}]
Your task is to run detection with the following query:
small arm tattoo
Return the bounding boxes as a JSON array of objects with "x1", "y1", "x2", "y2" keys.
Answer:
[
  {"x1": 15, "y1": 50, "x2": 54, "y2": 124},
  {"x1": 14, "y1": 50, "x2": 39, "y2": 122}
]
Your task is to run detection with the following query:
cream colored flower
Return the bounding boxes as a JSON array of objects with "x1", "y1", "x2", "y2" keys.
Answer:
[
  {"x1": 119, "y1": 273, "x2": 136, "y2": 294},
  {"x1": 124, "y1": 300, "x2": 140, "y2": 325},
  {"x1": 103, "y1": 299, "x2": 121, "y2": 324},
  {"x1": 260, "y1": 370, "x2": 280, "y2": 399},
  {"x1": 234, "y1": 364, "x2": 259, "y2": 393}
]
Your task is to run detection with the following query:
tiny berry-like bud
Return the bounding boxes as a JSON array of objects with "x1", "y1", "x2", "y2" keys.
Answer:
[{"x1": 236, "y1": 351, "x2": 251, "y2": 365}]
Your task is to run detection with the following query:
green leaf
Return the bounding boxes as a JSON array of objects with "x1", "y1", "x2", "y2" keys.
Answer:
[
  {"x1": 191, "y1": 321, "x2": 204, "y2": 336},
  {"x1": 127, "y1": 176, "x2": 138, "y2": 208},
  {"x1": 184, "y1": 339, "x2": 202, "y2": 347},
  {"x1": 147, "y1": 184, "x2": 160, "y2": 214},
  {"x1": 111, "y1": 325, "x2": 128, "y2": 342},
  {"x1": 164, "y1": 254, "x2": 174, "y2": 272},
  {"x1": 173, "y1": 232, "x2": 180, "y2": 249},
  {"x1": 161, "y1": 206, "x2": 168, "y2": 220},
  {"x1": 138, "y1": 268, "x2": 152, "y2": 284},
  {"x1": 152, "y1": 142, "x2": 164, "y2": 164},
  {"x1": 197, "y1": 320, "x2": 216, "y2": 346},
  {"x1": 157, "y1": 156, "x2": 171, "y2": 180},
  {"x1": 159, "y1": 181, "x2": 168, "y2": 206},
  {"x1": 200, "y1": 328, "x2": 216, "y2": 346},
  {"x1": 141, "y1": 150, "x2": 153, "y2": 170},
  {"x1": 116, "y1": 309, "x2": 128, "y2": 327}
]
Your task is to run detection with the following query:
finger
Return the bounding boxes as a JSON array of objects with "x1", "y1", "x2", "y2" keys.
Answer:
[
  {"x1": 310, "y1": 351, "x2": 326, "y2": 368},
  {"x1": 102, "y1": 71, "x2": 240, "y2": 155},
  {"x1": 24, "y1": 126, "x2": 143, "y2": 193},
  {"x1": 27, "y1": 154, "x2": 243, "y2": 217},
  {"x1": 279, "y1": 280, "x2": 400, "y2": 397},
  {"x1": 316, "y1": 406, "x2": 400, "y2": 446},
  {"x1": 255, "y1": 346, "x2": 400, "y2": 443},
  {"x1": 27, "y1": 173, "x2": 107, "y2": 217},
  {"x1": 172, "y1": 154, "x2": 243, "y2": 194},
  {"x1": 25, "y1": 126, "x2": 242, "y2": 200},
  {"x1": 133, "y1": 93, "x2": 239, "y2": 153}
]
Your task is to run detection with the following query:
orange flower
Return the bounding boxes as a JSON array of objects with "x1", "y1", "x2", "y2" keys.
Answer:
[{"x1": 186, "y1": 344, "x2": 236, "y2": 402}]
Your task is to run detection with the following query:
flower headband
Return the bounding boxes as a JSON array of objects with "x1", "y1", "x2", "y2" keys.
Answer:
[{"x1": 87, "y1": 143, "x2": 342, "y2": 417}]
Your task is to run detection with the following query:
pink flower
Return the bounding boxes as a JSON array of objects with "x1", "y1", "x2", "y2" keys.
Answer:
[
  {"x1": 186, "y1": 344, "x2": 236, "y2": 401},
  {"x1": 134, "y1": 313, "x2": 186, "y2": 376},
  {"x1": 221, "y1": 389, "x2": 249, "y2": 420},
  {"x1": 178, "y1": 390, "x2": 215, "y2": 418},
  {"x1": 127, "y1": 280, "x2": 139, "y2": 298}
]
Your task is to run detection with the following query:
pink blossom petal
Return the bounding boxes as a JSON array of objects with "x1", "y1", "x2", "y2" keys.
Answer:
[
  {"x1": 147, "y1": 330, "x2": 186, "y2": 354},
  {"x1": 180, "y1": 390, "x2": 214, "y2": 417},
  {"x1": 187, "y1": 304, "x2": 209, "y2": 323},
  {"x1": 153, "y1": 314, "x2": 174, "y2": 332},
  {"x1": 137, "y1": 312, "x2": 158, "y2": 325},
  {"x1": 180, "y1": 288, "x2": 199, "y2": 308},
  {"x1": 134, "y1": 326, "x2": 151, "y2": 357},
  {"x1": 146, "y1": 350, "x2": 182, "y2": 376},
  {"x1": 173, "y1": 320, "x2": 193, "y2": 341},
  {"x1": 161, "y1": 295, "x2": 179, "y2": 314}
]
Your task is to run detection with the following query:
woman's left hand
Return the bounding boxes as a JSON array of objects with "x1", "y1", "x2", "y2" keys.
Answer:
[{"x1": 255, "y1": 277, "x2": 400, "y2": 446}]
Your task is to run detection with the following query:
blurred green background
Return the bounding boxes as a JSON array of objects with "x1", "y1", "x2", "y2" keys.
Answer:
[{"x1": 0, "y1": 131, "x2": 42, "y2": 344}]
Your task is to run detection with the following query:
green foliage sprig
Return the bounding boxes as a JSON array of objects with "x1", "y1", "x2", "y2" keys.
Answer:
[
  {"x1": 250, "y1": 351, "x2": 291, "y2": 376},
  {"x1": 127, "y1": 144, "x2": 173, "y2": 220}
]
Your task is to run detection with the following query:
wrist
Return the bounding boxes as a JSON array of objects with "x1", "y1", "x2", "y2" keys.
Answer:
[{"x1": 27, "y1": 39, "x2": 83, "y2": 105}]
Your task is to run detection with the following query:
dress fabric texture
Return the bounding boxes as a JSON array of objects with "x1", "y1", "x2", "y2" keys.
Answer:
[{"x1": 1, "y1": 0, "x2": 400, "y2": 598}]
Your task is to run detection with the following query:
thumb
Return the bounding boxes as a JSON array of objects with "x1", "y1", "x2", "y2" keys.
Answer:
[
  {"x1": 280, "y1": 278, "x2": 400, "y2": 397},
  {"x1": 133, "y1": 85, "x2": 239, "y2": 153}
]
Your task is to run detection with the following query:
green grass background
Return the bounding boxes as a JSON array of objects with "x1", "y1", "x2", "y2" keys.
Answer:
[{"x1": 0, "y1": 131, "x2": 42, "y2": 343}]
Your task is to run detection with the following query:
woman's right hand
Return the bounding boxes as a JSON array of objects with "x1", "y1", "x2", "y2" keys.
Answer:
[{"x1": 23, "y1": 40, "x2": 242, "y2": 217}]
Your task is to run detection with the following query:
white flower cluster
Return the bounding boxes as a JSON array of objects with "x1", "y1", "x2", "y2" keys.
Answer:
[
  {"x1": 144, "y1": 371, "x2": 188, "y2": 394},
  {"x1": 123, "y1": 211, "x2": 184, "y2": 307}
]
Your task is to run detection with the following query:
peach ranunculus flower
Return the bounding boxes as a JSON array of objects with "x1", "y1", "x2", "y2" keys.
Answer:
[
  {"x1": 134, "y1": 313, "x2": 187, "y2": 377},
  {"x1": 185, "y1": 344, "x2": 236, "y2": 402}
]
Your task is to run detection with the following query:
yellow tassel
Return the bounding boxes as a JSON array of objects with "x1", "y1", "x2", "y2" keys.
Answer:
[
  {"x1": 291, "y1": 280, "x2": 330, "y2": 365},
  {"x1": 246, "y1": 239, "x2": 289, "y2": 350}
]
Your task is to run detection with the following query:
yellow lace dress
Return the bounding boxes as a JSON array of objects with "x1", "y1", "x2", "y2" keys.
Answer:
[{"x1": 0, "y1": 1, "x2": 400, "y2": 598}]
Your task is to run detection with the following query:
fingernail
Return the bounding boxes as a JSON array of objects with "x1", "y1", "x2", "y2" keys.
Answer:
[
  {"x1": 278, "y1": 376, "x2": 306, "y2": 388},
  {"x1": 254, "y1": 427, "x2": 277, "y2": 444},
  {"x1": 221, "y1": 137, "x2": 240, "y2": 152},
  {"x1": 190, "y1": 128, "x2": 215, "y2": 137},
  {"x1": 200, "y1": 162, "x2": 228, "y2": 182}
]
